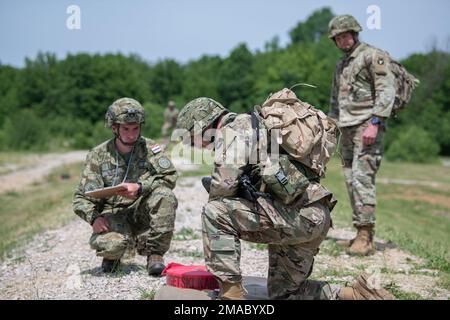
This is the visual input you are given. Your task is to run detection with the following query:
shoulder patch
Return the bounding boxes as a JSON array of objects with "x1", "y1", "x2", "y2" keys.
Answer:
[
  {"x1": 373, "y1": 53, "x2": 388, "y2": 76},
  {"x1": 150, "y1": 144, "x2": 162, "y2": 154},
  {"x1": 157, "y1": 156, "x2": 172, "y2": 169}
]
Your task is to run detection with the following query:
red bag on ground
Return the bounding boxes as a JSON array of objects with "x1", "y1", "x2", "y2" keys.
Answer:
[{"x1": 161, "y1": 262, "x2": 219, "y2": 291}]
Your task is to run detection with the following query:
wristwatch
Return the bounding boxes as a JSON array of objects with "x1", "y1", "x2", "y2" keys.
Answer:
[{"x1": 370, "y1": 117, "x2": 384, "y2": 127}]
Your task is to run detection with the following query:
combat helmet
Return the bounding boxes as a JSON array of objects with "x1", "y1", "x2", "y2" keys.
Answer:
[
  {"x1": 105, "y1": 97, "x2": 145, "y2": 128},
  {"x1": 176, "y1": 97, "x2": 227, "y2": 132},
  {"x1": 328, "y1": 14, "x2": 362, "y2": 39}
]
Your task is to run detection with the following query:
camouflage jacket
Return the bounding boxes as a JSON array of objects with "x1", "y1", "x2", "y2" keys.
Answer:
[
  {"x1": 209, "y1": 112, "x2": 334, "y2": 207},
  {"x1": 329, "y1": 42, "x2": 396, "y2": 127},
  {"x1": 73, "y1": 137, "x2": 178, "y2": 224}
]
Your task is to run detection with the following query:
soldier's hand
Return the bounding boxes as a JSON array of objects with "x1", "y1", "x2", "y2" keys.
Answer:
[
  {"x1": 92, "y1": 216, "x2": 109, "y2": 234},
  {"x1": 362, "y1": 123, "x2": 378, "y2": 146},
  {"x1": 117, "y1": 182, "x2": 140, "y2": 199}
]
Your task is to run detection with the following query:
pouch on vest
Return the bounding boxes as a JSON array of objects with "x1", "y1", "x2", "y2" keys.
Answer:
[{"x1": 261, "y1": 155, "x2": 311, "y2": 205}]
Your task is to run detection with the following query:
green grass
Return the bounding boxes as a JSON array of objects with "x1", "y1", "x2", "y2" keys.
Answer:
[
  {"x1": 249, "y1": 243, "x2": 269, "y2": 251},
  {"x1": 179, "y1": 164, "x2": 213, "y2": 178},
  {"x1": 384, "y1": 282, "x2": 424, "y2": 300},
  {"x1": 139, "y1": 289, "x2": 156, "y2": 300},
  {"x1": 322, "y1": 156, "x2": 450, "y2": 276},
  {"x1": 319, "y1": 239, "x2": 344, "y2": 257},
  {"x1": 178, "y1": 249, "x2": 204, "y2": 258},
  {"x1": 0, "y1": 162, "x2": 83, "y2": 260},
  {"x1": 378, "y1": 160, "x2": 450, "y2": 185},
  {"x1": 173, "y1": 227, "x2": 201, "y2": 240}
]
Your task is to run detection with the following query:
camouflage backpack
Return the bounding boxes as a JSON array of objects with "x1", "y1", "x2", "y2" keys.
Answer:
[
  {"x1": 255, "y1": 88, "x2": 337, "y2": 178},
  {"x1": 386, "y1": 57, "x2": 420, "y2": 114}
]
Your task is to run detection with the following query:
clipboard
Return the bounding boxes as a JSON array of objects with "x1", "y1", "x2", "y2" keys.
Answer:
[{"x1": 85, "y1": 185, "x2": 127, "y2": 199}]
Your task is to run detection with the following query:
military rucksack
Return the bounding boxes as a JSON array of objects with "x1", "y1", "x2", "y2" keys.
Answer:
[
  {"x1": 255, "y1": 88, "x2": 337, "y2": 178},
  {"x1": 387, "y1": 57, "x2": 420, "y2": 114}
]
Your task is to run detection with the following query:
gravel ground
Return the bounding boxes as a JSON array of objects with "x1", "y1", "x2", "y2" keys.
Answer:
[{"x1": 0, "y1": 156, "x2": 448, "y2": 300}]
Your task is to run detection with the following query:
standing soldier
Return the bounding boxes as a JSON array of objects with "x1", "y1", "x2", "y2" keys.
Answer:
[
  {"x1": 161, "y1": 100, "x2": 179, "y2": 145},
  {"x1": 73, "y1": 97, "x2": 178, "y2": 275},
  {"x1": 176, "y1": 97, "x2": 394, "y2": 300},
  {"x1": 328, "y1": 15, "x2": 396, "y2": 256}
]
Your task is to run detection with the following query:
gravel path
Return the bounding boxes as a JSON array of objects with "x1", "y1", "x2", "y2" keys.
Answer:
[
  {"x1": 0, "y1": 155, "x2": 448, "y2": 300},
  {"x1": 0, "y1": 151, "x2": 88, "y2": 194}
]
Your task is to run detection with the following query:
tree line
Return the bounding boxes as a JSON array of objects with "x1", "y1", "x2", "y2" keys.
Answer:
[{"x1": 0, "y1": 7, "x2": 448, "y2": 162}]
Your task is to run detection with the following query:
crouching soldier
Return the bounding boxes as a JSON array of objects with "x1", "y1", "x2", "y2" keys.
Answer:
[
  {"x1": 73, "y1": 97, "x2": 178, "y2": 275},
  {"x1": 176, "y1": 97, "x2": 395, "y2": 300}
]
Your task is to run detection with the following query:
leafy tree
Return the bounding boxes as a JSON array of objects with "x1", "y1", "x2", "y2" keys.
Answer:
[
  {"x1": 289, "y1": 7, "x2": 334, "y2": 45},
  {"x1": 149, "y1": 59, "x2": 183, "y2": 104},
  {"x1": 218, "y1": 43, "x2": 254, "y2": 112},
  {"x1": 386, "y1": 126, "x2": 440, "y2": 163}
]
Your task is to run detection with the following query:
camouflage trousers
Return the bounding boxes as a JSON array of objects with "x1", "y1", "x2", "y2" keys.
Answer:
[
  {"x1": 340, "y1": 119, "x2": 384, "y2": 227},
  {"x1": 202, "y1": 196, "x2": 338, "y2": 300},
  {"x1": 89, "y1": 187, "x2": 177, "y2": 260}
]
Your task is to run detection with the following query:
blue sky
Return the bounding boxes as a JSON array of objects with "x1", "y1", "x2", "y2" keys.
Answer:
[{"x1": 1, "y1": 0, "x2": 449, "y2": 67}]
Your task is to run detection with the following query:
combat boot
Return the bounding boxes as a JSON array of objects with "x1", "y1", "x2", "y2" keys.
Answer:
[
  {"x1": 338, "y1": 273, "x2": 396, "y2": 300},
  {"x1": 336, "y1": 236, "x2": 355, "y2": 248},
  {"x1": 101, "y1": 258, "x2": 121, "y2": 273},
  {"x1": 218, "y1": 280, "x2": 246, "y2": 300},
  {"x1": 147, "y1": 254, "x2": 166, "y2": 276},
  {"x1": 348, "y1": 226, "x2": 375, "y2": 256}
]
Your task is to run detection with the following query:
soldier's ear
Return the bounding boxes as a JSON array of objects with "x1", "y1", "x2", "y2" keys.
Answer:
[{"x1": 112, "y1": 124, "x2": 118, "y2": 134}]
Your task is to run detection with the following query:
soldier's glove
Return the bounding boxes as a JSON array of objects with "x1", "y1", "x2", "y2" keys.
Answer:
[{"x1": 201, "y1": 176, "x2": 212, "y2": 193}]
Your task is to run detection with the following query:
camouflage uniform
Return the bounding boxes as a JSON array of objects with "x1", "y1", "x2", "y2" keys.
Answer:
[
  {"x1": 178, "y1": 98, "x2": 338, "y2": 300},
  {"x1": 73, "y1": 127, "x2": 178, "y2": 260},
  {"x1": 162, "y1": 102, "x2": 179, "y2": 137},
  {"x1": 329, "y1": 39, "x2": 395, "y2": 227}
]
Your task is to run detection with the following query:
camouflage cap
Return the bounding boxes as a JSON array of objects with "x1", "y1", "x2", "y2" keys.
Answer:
[
  {"x1": 105, "y1": 97, "x2": 145, "y2": 128},
  {"x1": 176, "y1": 97, "x2": 227, "y2": 132},
  {"x1": 328, "y1": 15, "x2": 362, "y2": 39},
  {"x1": 168, "y1": 100, "x2": 176, "y2": 107}
]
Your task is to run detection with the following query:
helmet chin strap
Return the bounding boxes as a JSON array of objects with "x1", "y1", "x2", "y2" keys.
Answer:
[{"x1": 114, "y1": 124, "x2": 141, "y2": 147}]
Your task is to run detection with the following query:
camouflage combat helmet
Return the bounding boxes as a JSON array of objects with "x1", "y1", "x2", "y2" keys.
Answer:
[
  {"x1": 176, "y1": 97, "x2": 227, "y2": 132},
  {"x1": 328, "y1": 14, "x2": 362, "y2": 39},
  {"x1": 167, "y1": 100, "x2": 176, "y2": 108},
  {"x1": 105, "y1": 97, "x2": 145, "y2": 128}
]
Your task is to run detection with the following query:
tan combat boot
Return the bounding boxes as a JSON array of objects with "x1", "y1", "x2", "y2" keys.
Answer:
[
  {"x1": 338, "y1": 273, "x2": 396, "y2": 300},
  {"x1": 336, "y1": 236, "x2": 355, "y2": 248},
  {"x1": 147, "y1": 254, "x2": 166, "y2": 276},
  {"x1": 348, "y1": 226, "x2": 375, "y2": 256},
  {"x1": 218, "y1": 280, "x2": 246, "y2": 300}
]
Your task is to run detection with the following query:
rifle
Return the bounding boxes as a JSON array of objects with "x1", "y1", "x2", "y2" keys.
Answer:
[{"x1": 239, "y1": 175, "x2": 284, "y2": 227}]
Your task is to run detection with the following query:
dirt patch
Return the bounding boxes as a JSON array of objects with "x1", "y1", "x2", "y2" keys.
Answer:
[{"x1": 382, "y1": 188, "x2": 450, "y2": 212}]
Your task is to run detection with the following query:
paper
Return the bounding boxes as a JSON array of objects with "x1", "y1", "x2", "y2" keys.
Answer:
[{"x1": 84, "y1": 185, "x2": 127, "y2": 199}]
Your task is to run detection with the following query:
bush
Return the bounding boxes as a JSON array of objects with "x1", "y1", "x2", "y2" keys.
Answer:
[
  {"x1": 141, "y1": 102, "x2": 165, "y2": 139},
  {"x1": 0, "y1": 109, "x2": 49, "y2": 151},
  {"x1": 386, "y1": 126, "x2": 440, "y2": 163}
]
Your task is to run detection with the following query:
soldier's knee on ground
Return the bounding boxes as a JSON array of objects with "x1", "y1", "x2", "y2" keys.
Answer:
[{"x1": 89, "y1": 232, "x2": 130, "y2": 260}]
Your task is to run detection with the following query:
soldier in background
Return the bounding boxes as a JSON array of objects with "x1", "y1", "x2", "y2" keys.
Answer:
[
  {"x1": 73, "y1": 98, "x2": 178, "y2": 275},
  {"x1": 328, "y1": 15, "x2": 396, "y2": 256},
  {"x1": 161, "y1": 100, "x2": 179, "y2": 146},
  {"x1": 176, "y1": 97, "x2": 394, "y2": 300}
]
